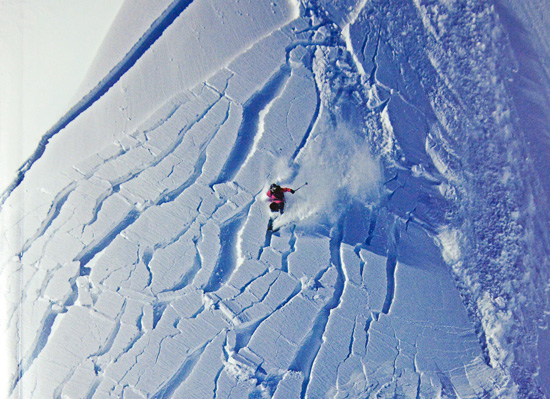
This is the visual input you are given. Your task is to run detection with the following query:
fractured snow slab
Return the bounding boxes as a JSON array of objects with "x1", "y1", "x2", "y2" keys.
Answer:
[{"x1": 2, "y1": 1, "x2": 531, "y2": 398}]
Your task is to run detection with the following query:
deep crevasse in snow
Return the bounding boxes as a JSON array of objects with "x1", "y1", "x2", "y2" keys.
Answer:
[{"x1": 1, "y1": 0, "x2": 550, "y2": 398}]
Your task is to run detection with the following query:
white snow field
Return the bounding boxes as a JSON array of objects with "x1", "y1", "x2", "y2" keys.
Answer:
[
  {"x1": 0, "y1": 0, "x2": 124, "y2": 193},
  {"x1": 2, "y1": 0, "x2": 550, "y2": 398}
]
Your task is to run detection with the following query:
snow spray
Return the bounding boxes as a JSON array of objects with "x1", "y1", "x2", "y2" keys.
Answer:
[{"x1": 273, "y1": 122, "x2": 382, "y2": 228}]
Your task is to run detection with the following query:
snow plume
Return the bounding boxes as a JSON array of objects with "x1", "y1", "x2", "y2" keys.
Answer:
[{"x1": 273, "y1": 122, "x2": 382, "y2": 228}]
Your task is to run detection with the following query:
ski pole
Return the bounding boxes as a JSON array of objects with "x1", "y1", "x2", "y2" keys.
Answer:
[{"x1": 294, "y1": 182, "x2": 308, "y2": 192}]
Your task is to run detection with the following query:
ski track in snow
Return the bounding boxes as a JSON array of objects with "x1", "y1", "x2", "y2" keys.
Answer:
[{"x1": 2, "y1": 0, "x2": 549, "y2": 398}]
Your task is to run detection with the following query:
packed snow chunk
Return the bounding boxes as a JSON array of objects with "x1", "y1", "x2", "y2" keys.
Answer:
[
  {"x1": 79, "y1": 193, "x2": 134, "y2": 247},
  {"x1": 307, "y1": 280, "x2": 370, "y2": 396},
  {"x1": 43, "y1": 261, "x2": 79, "y2": 305},
  {"x1": 247, "y1": 294, "x2": 321, "y2": 373},
  {"x1": 198, "y1": 189, "x2": 222, "y2": 217},
  {"x1": 93, "y1": 146, "x2": 153, "y2": 185},
  {"x1": 123, "y1": 124, "x2": 146, "y2": 149},
  {"x1": 116, "y1": 157, "x2": 177, "y2": 207},
  {"x1": 149, "y1": 224, "x2": 201, "y2": 295},
  {"x1": 359, "y1": 248, "x2": 387, "y2": 312},
  {"x1": 193, "y1": 220, "x2": 221, "y2": 288},
  {"x1": 224, "y1": 272, "x2": 279, "y2": 323},
  {"x1": 206, "y1": 68, "x2": 234, "y2": 95},
  {"x1": 76, "y1": 276, "x2": 94, "y2": 306},
  {"x1": 397, "y1": 222, "x2": 446, "y2": 270},
  {"x1": 214, "y1": 369, "x2": 258, "y2": 399},
  {"x1": 376, "y1": 254, "x2": 501, "y2": 397},
  {"x1": 233, "y1": 151, "x2": 278, "y2": 194},
  {"x1": 306, "y1": 311, "x2": 357, "y2": 398},
  {"x1": 302, "y1": 262, "x2": 338, "y2": 304},
  {"x1": 259, "y1": 246, "x2": 283, "y2": 269},
  {"x1": 41, "y1": 231, "x2": 86, "y2": 267},
  {"x1": 167, "y1": 288, "x2": 203, "y2": 320},
  {"x1": 63, "y1": 176, "x2": 112, "y2": 229},
  {"x1": 211, "y1": 190, "x2": 252, "y2": 225},
  {"x1": 227, "y1": 346, "x2": 263, "y2": 376},
  {"x1": 121, "y1": 386, "x2": 147, "y2": 399},
  {"x1": 226, "y1": 259, "x2": 270, "y2": 293},
  {"x1": 121, "y1": 200, "x2": 195, "y2": 249},
  {"x1": 261, "y1": 270, "x2": 300, "y2": 309},
  {"x1": 212, "y1": 181, "x2": 239, "y2": 200},
  {"x1": 221, "y1": 293, "x2": 260, "y2": 325},
  {"x1": 362, "y1": 315, "x2": 400, "y2": 388},
  {"x1": 340, "y1": 243, "x2": 362, "y2": 285},
  {"x1": 200, "y1": 103, "x2": 244, "y2": 185},
  {"x1": 14, "y1": 306, "x2": 114, "y2": 399},
  {"x1": 225, "y1": 29, "x2": 292, "y2": 104},
  {"x1": 96, "y1": 321, "x2": 141, "y2": 368},
  {"x1": 89, "y1": 236, "x2": 139, "y2": 288},
  {"x1": 60, "y1": 359, "x2": 97, "y2": 399},
  {"x1": 385, "y1": 96, "x2": 431, "y2": 167},
  {"x1": 176, "y1": 309, "x2": 229, "y2": 352},
  {"x1": 141, "y1": 303, "x2": 155, "y2": 331},
  {"x1": 389, "y1": 259, "x2": 471, "y2": 328},
  {"x1": 103, "y1": 306, "x2": 187, "y2": 390},
  {"x1": 287, "y1": 233, "x2": 331, "y2": 280},
  {"x1": 93, "y1": 289, "x2": 125, "y2": 320},
  {"x1": 171, "y1": 332, "x2": 226, "y2": 398},
  {"x1": 269, "y1": 229, "x2": 294, "y2": 254},
  {"x1": 236, "y1": 200, "x2": 272, "y2": 263},
  {"x1": 119, "y1": 298, "x2": 144, "y2": 327},
  {"x1": 237, "y1": 272, "x2": 300, "y2": 323},
  {"x1": 273, "y1": 371, "x2": 304, "y2": 399},
  {"x1": 373, "y1": 40, "x2": 406, "y2": 93},
  {"x1": 254, "y1": 65, "x2": 318, "y2": 158},
  {"x1": 18, "y1": 296, "x2": 52, "y2": 362}
]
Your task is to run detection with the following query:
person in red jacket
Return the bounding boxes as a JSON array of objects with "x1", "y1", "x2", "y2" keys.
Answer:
[{"x1": 267, "y1": 183, "x2": 295, "y2": 214}]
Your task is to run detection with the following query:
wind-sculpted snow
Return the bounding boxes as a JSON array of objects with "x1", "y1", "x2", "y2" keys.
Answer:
[{"x1": 2, "y1": 0, "x2": 550, "y2": 398}]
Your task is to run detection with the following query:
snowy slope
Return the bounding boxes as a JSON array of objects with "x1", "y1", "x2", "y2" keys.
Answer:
[
  {"x1": 0, "y1": 0, "x2": 123, "y2": 193},
  {"x1": 2, "y1": 0, "x2": 550, "y2": 398}
]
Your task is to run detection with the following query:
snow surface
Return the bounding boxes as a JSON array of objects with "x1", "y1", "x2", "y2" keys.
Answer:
[
  {"x1": 0, "y1": 0, "x2": 124, "y2": 193},
  {"x1": 2, "y1": 0, "x2": 550, "y2": 398}
]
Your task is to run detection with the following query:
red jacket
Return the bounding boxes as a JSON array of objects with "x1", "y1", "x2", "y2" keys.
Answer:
[{"x1": 267, "y1": 187, "x2": 292, "y2": 203}]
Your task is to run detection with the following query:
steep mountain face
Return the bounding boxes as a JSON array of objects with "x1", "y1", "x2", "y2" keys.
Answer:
[{"x1": 2, "y1": 0, "x2": 549, "y2": 398}]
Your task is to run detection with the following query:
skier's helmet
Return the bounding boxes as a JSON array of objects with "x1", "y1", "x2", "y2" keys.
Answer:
[{"x1": 270, "y1": 183, "x2": 279, "y2": 191}]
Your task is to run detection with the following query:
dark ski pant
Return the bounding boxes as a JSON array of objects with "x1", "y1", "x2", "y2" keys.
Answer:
[{"x1": 269, "y1": 202, "x2": 284, "y2": 214}]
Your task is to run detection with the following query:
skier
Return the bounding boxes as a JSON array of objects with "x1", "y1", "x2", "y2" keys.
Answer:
[{"x1": 266, "y1": 183, "x2": 295, "y2": 214}]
